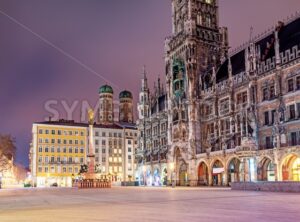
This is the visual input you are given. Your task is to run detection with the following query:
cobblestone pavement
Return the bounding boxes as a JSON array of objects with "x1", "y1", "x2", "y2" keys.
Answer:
[{"x1": 0, "y1": 187, "x2": 299, "y2": 222}]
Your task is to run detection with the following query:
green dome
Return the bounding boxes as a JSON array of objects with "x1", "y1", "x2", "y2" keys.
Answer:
[
  {"x1": 99, "y1": 84, "x2": 113, "y2": 94},
  {"x1": 119, "y1": 90, "x2": 132, "y2": 99}
]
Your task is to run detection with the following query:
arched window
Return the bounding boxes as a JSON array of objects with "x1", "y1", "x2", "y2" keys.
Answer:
[
  {"x1": 197, "y1": 14, "x2": 202, "y2": 26},
  {"x1": 206, "y1": 14, "x2": 211, "y2": 27}
]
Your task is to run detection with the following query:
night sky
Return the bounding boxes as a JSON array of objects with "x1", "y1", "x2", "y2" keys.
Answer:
[{"x1": 0, "y1": 0, "x2": 299, "y2": 167}]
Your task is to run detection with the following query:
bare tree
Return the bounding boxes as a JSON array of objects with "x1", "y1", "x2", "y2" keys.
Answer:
[{"x1": 0, "y1": 134, "x2": 16, "y2": 174}]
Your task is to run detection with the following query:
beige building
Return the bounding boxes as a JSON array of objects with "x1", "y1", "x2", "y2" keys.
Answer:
[{"x1": 30, "y1": 85, "x2": 137, "y2": 187}]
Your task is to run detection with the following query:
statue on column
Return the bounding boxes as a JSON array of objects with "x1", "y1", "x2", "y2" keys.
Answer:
[{"x1": 88, "y1": 109, "x2": 94, "y2": 125}]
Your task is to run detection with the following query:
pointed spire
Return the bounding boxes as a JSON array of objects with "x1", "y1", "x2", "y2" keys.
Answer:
[{"x1": 141, "y1": 65, "x2": 148, "y2": 91}]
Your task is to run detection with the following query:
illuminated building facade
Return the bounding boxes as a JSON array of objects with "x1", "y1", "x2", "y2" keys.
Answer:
[
  {"x1": 30, "y1": 85, "x2": 137, "y2": 187},
  {"x1": 136, "y1": 0, "x2": 300, "y2": 186}
]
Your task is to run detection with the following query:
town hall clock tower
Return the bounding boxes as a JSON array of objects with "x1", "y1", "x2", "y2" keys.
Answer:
[{"x1": 165, "y1": 0, "x2": 228, "y2": 185}]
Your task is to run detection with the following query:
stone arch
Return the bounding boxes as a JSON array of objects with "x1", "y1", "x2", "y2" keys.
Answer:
[
  {"x1": 174, "y1": 147, "x2": 188, "y2": 186},
  {"x1": 257, "y1": 157, "x2": 276, "y2": 181},
  {"x1": 211, "y1": 159, "x2": 225, "y2": 186},
  {"x1": 280, "y1": 153, "x2": 300, "y2": 181},
  {"x1": 198, "y1": 161, "x2": 209, "y2": 186},
  {"x1": 226, "y1": 157, "x2": 241, "y2": 184}
]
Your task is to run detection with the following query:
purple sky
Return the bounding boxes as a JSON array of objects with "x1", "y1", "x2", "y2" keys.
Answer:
[{"x1": 0, "y1": 0, "x2": 299, "y2": 167}]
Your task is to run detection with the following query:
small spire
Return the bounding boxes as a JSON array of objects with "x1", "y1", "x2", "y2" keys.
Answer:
[{"x1": 142, "y1": 65, "x2": 147, "y2": 80}]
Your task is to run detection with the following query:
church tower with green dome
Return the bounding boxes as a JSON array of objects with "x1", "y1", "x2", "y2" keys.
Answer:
[
  {"x1": 119, "y1": 90, "x2": 133, "y2": 123},
  {"x1": 98, "y1": 84, "x2": 114, "y2": 125}
]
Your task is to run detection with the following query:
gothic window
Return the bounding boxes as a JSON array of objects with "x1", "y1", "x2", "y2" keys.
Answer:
[
  {"x1": 197, "y1": 14, "x2": 202, "y2": 26},
  {"x1": 270, "y1": 85, "x2": 275, "y2": 99},
  {"x1": 297, "y1": 76, "x2": 300, "y2": 90},
  {"x1": 290, "y1": 132, "x2": 298, "y2": 146},
  {"x1": 287, "y1": 79, "x2": 294, "y2": 92},
  {"x1": 289, "y1": 104, "x2": 296, "y2": 120},
  {"x1": 219, "y1": 98, "x2": 230, "y2": 115},
  {"x1": 271, "y1": 110, "x2": 276, "y2": 124},
  {"x1": 236, "y1": 91, "x2": 247, "y2": 107},
  {"x1": 265, "y1": 136, "x2": 273, "y2": 149},
  {"x1": 264, "y1": 111, "x2": 269, "y2": 125},
  {"x1": 206, "y1": 14, "x2": 211, "y2": 27},
  {"x1": 262, "y1": 88, "x2": 268, "y2": 101}
]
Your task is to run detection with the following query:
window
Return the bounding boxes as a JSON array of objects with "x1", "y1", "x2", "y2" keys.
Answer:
[
  {"x1": 38, "y1": 146, "x2": 43, "y2": 152},
  {"x1": 63, "y1": 147, "x2": 67, "y2": 153},
  {"x1": 68, "y1": 157, "x2": 72, "y2": 163},
  {"x1": 69, "y1": 131, "x2": 73, "y2": 136},
  {"x1": 80, "y1": 157, "x2": 84, "y2": 163},
  {"x1": 50, "y1": 156, "x2": 55, "y2": 163},
  {"x1": 57, "y1": 156, "x2": 61, "y2": 163},
  {"x1": 51, "y1": 147, "x2": 55, "y2": 152},
  {"x1": 266, "y1": 136, "x2": 272, "y2": 149},
  {"x1": 51, "y1": 130, "x2": 55, "y2": 135},
  {"x1": 38, "y1": 156, "x2": 42, "y2": 163},
  {"x1": 44, "y1": 167, "x2": 48, "y2": 173},
  {"x1": 69, "y1": 147, "x2": 72, "y2": 153},
  {"x1": 68, "y1": 167, "x2": 72, "y2": 173},
  {"x1": 288, "y1": 79, "x2": 294, "y2": 92},
  {"x1": 290, "y1": 132, "x2": 297, "y2": 146},
  {"x1": 58, "y1": 130, "x2": 61, "y2": 135},
  {"x1": 102, "y1": 140, "x2": 106, "y2": 145},
  {"x1": 45, "y1": 156, "x2": 49, "y2": 163},
  {"x1": 45, "y1": 130, "x2": 49, "y2": 134},
  {"x1": 128, "y1": 140, "x2": 132, "y2": 145},
  {"x1": 45, "y1": 147, "x2": 49, "y2": 153},
  {"x1": 38, "y1": 129, "x2": 43, "y2": 134},
  {"x1": 95, "y1": 140, "x2": 99, "y2": 145},
  {"x1": 289, "y1": 104, "x2": 296, "y2": 120},
  {"x1": 38, "y1": 167, "x2": 42, "y2": 173},
  {"x1": 102, "y1": 157, "x2": 106, "y2": 162},
  {"x1": 57, "y1": 139, "x2": 61, "y2": 144},
  {"x1": 75, "y1": 140, "x2": 78, "y2": 145},
  {"x1": 80, "y1": 131, "x2": 84, "y2": 136},
  {"x1": 69, "y1": 140, "x2": 73, "y2": 145},
  {"x1": 219, "y1": 98, "x2": 230, "y2": 115},
  {"x1": 128, "y1": 147, "x2": 132, "y2": 152},
  {"x1": 128, "y1": 155, "x2": 132, "y2": 160},
  {"x1": 102, "y1": 148, "x2": 106, "y2": 153},
  {"x1": 80, "y1": 148, "x2": 84, "y2": 154},
  {"x1": 57, "y1": 147, "x2": 61, "y2": 153},
  {"x1": 297, "y1": 76, "x2": 300, "y2": 90},
  {"x1": 269, "y1": 86, "x2": 275, "y2": 99},
  {"x1": 102, "y1": 132, "x2": 106, "y2": 137},
  {"x1": 264, "y1": 111, "x2": 269, "y2": 125},
  {"x1": 51, "y1": 139, "x2": 55, "y2": 144},
  {"x1": 75, "y1": 147, "x2": 78, "y2": 153},
  {"x1": 95, "y1": 148, "x2": 99, "y2": 153},
  {"x1": 38, "y1": 138, "x2": 43, "y2": 143},
  {"x1": 63, "y1": 167, "x2": 67, "y2": 173},
  {"x1": 271, "y1": 110, "x2": 276, "y2": 124}
]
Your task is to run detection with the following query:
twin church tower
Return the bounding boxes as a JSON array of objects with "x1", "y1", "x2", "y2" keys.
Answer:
[{"x1": 98, "y1": 85, "x2": 134, "y2": 124}]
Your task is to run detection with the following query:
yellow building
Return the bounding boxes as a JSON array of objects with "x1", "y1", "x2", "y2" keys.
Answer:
[{"x1": 31, "y1": 120, "x2": 88, "y2": 187}]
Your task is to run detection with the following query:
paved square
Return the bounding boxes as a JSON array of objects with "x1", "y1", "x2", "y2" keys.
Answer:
[{"x1": 0, "y1": 187, "x2": 299, "y2": 222}]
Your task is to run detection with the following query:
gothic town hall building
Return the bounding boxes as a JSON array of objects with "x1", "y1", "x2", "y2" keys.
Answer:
[{"x1": 135, "y1": 0, "x2": 300, "y2": 186}]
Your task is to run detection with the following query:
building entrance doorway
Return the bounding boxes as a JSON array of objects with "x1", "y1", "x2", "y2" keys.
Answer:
[
  {"x1": 282, "y1": 155, "x2": 300, "y2": 181},
  {"x1": 212, "y1": 160, "x2": 224, "y2": 186}
]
